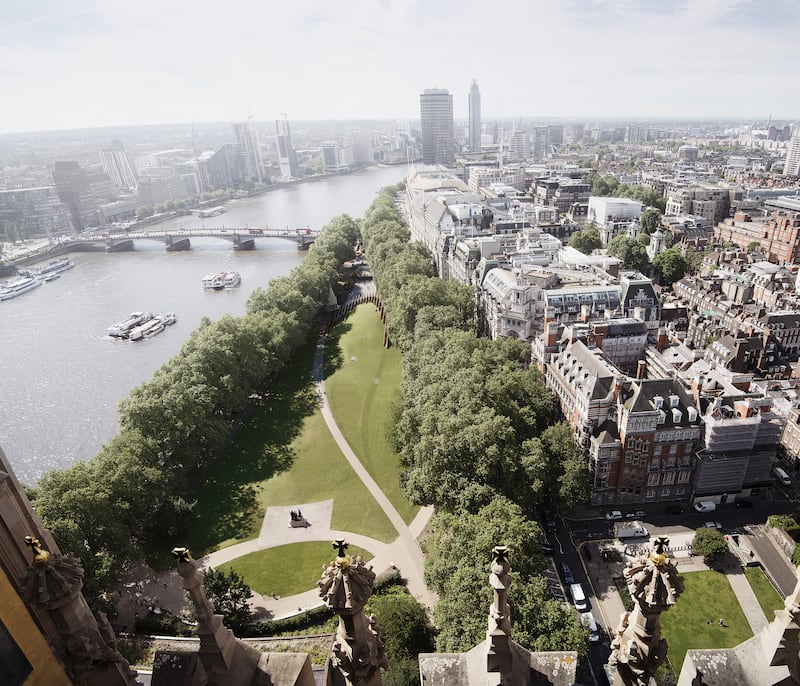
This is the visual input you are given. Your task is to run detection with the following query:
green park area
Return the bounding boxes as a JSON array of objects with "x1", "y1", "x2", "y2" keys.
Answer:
[
  {"x1": 661, "y1": 570, "x2": 753, "y2": 671},
  {"x1": 222, "y1": 541, "x2": 370, "y2": 597},
  {"x1": 185, "y1": 337, "x2": 397, "y2": 558},
  {"x1": 324, "y1": 303, "x2": 418, "y2": 524},
  {"x1": 744, "y1": 565, "x2": 785, "y2": 619}
]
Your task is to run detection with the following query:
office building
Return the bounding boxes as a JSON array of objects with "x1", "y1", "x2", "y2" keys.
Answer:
[
  {"x1": 99, "y1": 140, "x2": 138, "y2": 191},
  {"x1": 468, "y1": 80, "x2": 481, "y2": 152},
  {"x1": 275, "y1": 116, "x2": 298, "y2": 178},
  {"x1": 52, "y1": 161, "x2": 100, "y2": 230},
  {"x1": 232, "y1": 119, "x2": 263, "y2": 181},
  {"x1": 0, "y1": 186, "x2": 72, "y2": 237},
  {"x1": 420, "y1": 88, "x2": 454, "y2": 166}
]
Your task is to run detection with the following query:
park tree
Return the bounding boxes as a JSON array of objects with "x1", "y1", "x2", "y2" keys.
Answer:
[
  {"x1": 203, "y1": 567, "x2": 253, "y2": 632},
  {"x1": 640, "y1": 208, "x2": 662, "y2": 235},
  {"x1": 608, "y1": 234, "x2": 649, "y2": 272},
  {"x1": 692, "y1": 527, "x2": 729, "y2": 566},
  {"x1": 368, "y1": 588, "x2": 434, "y2": 686},
  {"x1": 568, "y1": 227, "x2": 602, "y2": 254},
  {"x1": 425, "y1": 496, "x2": 586, "y2": 655},
  {"x1": 653, "y1": 247, "x2": 688, "y2": 285},
  {"x1": 136, "y1": 205, "x2": 154, "y2": 219}
]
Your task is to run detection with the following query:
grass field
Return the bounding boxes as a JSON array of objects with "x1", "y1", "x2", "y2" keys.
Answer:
[
  {"x1": 744, "y1": 566, "x2": 784, "y2": 620},
  {"x1": 184, "y1": 335, "x2": 397, "y2": 558},
  {"x1": 222, "y1": 541, "x2": 371, "y2": 597},
  {"x1": 323, "y1": 304, "x2": 418, "y2": 524},
  {"x1": 661, "y1": 570, "x2": 753, "y2": 672}
]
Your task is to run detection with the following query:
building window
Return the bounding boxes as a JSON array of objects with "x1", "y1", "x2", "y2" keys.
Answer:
[
  {"x1": 646, "y1": 489, "x2": 656, "y2": 498},
  {"x1": 676, "y1": 486, "x2": 685, "y2": 496},
  {"x1": 647, "y1": 472, "x2": 659, "y2": 486},
  {"x1": 661, "y1": 487, "x2": 671, "y2": 497},
  {"x1": 662, "y1": 472, "x2": 676, "y2": 485}
]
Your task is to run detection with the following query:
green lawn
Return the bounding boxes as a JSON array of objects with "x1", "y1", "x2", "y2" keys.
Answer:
[
  {"x1": 744, "y1": 566, "x2": 784, "y2": 620},
  {"x1": 323, "y1": 303, "x2": 418, "y2": 524},
  {"x1": 661, "y1": 570, "x2": 753, "y2": 672},
  {"x1": 183, "y1": 336, "x2": 397, "y2": 558},
  {"x1": 222, "y1": 542, "x2": 371, "y2": 597},
  {"x1": 255, "y1": 411, "x2": 396, "y2": 541}
]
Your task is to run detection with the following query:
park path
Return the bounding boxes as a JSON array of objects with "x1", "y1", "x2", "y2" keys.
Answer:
[{"x1": 312, "y1": 328, "x2": 437, "y2": 609}]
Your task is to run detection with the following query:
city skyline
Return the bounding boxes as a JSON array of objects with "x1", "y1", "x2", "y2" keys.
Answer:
[{"x1": 1, "y1": 0, "x2": 800, "y2": 134}]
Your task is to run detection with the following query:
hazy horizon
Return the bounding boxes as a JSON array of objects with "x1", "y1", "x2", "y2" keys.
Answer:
[{"x1": 2, "y1": 0, "x2": 799, "y2": 134}]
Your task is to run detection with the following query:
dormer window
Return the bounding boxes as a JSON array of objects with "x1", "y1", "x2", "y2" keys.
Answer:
[
  {"x1": 653, "y1": 395, "x2": 664, "y2": 409},
  {"x1": 669, "y1": 394, "x2": 680, "y2": 408},
  {"x1": 672, "y1": 408, "x2": 682, "y2": 423},
  {"x1": 687, "y1": 406, "x2": 698, "y2": 422},
  {"x1": 658, "y1": 410, "x2": 666, "y2": 424}
]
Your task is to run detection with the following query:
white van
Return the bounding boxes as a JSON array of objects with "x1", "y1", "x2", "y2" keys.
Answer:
[
  {"x1": 570, "y1": 583, "x2": 588, "y2": 612},
  {"x1": 580, "y1": 612, "x2": 600, "y2": 642},
  {"x1": 773, "y1": 466, "x2": 791, "y2": 486}
]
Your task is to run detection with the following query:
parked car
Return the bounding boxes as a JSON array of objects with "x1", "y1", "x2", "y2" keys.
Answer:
[
  {"x1": 625, "y1": 510, "x2": 646, "y2": 519},
  {"x1": 561, "y1": 563, "x2": 575, "y2": 585},
  {"x1": 704, "y1": 521, "x2": 723, "y2": 530},
  {"x1": 543, "y1": 509, "x2": 557, "y2": 531},
  {"x1": 605, "y1": 510, "x2": 623, "y2": 521},
  {"x1": 539, "y1": 542, "x2": 555, "y2": 555},
  {"x1": 665, "y1": 505, "x2": 683, "y2": 515},
  {"x1": 580, "y1": 612, "x2": 601, "y2": 642},
  {"x1": 694, "y1": 501, "x2": 716, "y2": 513},
  {"x1": 735, "y1": 499, "x2": 753, "y2": 509}
]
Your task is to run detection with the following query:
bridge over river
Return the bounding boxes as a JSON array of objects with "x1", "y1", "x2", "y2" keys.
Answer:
[{"x1": 66, "y1": 228, "x2": 319, "y2": 252}]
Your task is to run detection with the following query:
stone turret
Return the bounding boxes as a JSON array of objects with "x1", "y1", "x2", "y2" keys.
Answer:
[
  {"x1": 319, "y1": 539, "x2": 387, "y2": 685},
  {"x1": 19, "y1": 535, "x2": 141, "y2": 685},
  {"x1": 607, "y1": 536, "x2": 684, "y2": 686},
  {"x1": 486, "y1": 545, "x2": 513, "y2": 675}
]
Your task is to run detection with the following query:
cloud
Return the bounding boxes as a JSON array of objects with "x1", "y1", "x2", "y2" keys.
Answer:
[{"x1": 0, "y1": 0, "x2": 797, "y2": 132}]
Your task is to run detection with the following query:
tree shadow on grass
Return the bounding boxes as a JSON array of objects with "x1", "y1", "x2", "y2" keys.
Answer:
[
  {"x1": 159, "y1": 336, "x2": 324, "y2": 560},
  {"x1": 322, "y1": 320, "x2": 351, "y2": 379}
]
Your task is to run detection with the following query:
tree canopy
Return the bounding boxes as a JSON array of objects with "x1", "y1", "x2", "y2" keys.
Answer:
[
  {"x1": 608, "y1": 234, "x2": 650, "y2": 272},
  {"x1": 640, "y1": 208, "x2": 662, "y2": 234},
  {"x1": 692, "y1": 527, "x2": 729, "y2": 566},
  {"x1": 568, "y1": 227, "x2": 602, "y2": 254},
  {"x1": 653, "y1": 247, "x2": 688, "y2": 285}
]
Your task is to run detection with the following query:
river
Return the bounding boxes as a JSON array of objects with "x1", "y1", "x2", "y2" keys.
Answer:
[{"x1": 0, "y1": 165, "x2": 406, "y2": 484}]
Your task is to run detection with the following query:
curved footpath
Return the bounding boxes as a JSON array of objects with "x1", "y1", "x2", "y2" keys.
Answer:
[{"x1": 195, "y1": 301, "x2": 436, "y2": 618}]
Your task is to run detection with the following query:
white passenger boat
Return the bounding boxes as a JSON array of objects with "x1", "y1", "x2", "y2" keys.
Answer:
[
  {"x1": 223, "y1": 271, "x2": 241, "y2": 288},
  {"x1": 36, "y1": 257, "x2": 74, "y2": 279},
  {"x1": 0, "y1": 276, "x2": 42, "y2": 301},
  {"x1": 108, "y1": 312, "x2": 151, "y2": 338},
  {"x1": 201, "y1": 272, "x2": 226, "y2": 289}
]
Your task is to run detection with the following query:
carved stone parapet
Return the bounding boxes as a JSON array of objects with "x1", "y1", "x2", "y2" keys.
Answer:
[{"x1": 320, "y1": 540, "x2": 387, "y2": 685}]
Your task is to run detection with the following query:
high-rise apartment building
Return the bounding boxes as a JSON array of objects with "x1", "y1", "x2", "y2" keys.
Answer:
[
  {"x1": 468, "y1": 80, "x2": 481, "y2": 153},
  {"x1": 232, "y1": 119, "x2": 263, "y2": 181},
  {"x1": 275, "y1": 116, "x2": 298, "y2": 178},
  {"x1": 99, "y1": 140, "x2": 138, "y2": 191},
  {"x1": 420, "y1": 88, "x2": 454, "y2": 166},
  {"x1": 784, "y1": 136, "x2": 800, "y2": 176}
]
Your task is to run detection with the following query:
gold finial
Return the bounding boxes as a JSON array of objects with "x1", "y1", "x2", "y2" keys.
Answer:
[
  {"x1": 171, "y1": 547, "x2": 192, "y2": 563},
  {"x1": 24, "y1": 536, "x2": 51, "y2": 564},
  {"x1": 333, "y1": 539, "x2": 351, "y2": 569},
  {"x1": 649, "y1": 536, "x2": 670, "y2": 566}
]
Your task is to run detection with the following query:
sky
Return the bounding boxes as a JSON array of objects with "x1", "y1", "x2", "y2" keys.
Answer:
[{"x1": 1, "y1": 0, "x2": 798, "y2": 134}]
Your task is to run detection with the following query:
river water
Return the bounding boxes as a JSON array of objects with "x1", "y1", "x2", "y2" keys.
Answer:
[{"x1": 1, "y1": 165, "x2": 405, "y2": 484}]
